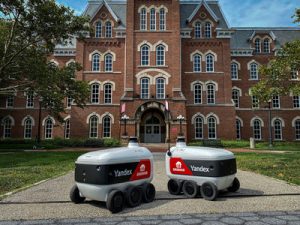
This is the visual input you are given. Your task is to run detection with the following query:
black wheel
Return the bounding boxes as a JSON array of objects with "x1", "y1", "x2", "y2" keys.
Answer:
[
  {"x1": 142, "y1": 183, "x2": 156, "y2": 203},
  {"x1": 228, "y1": 178, "x2": 240, "y2": 192},
  {"x1": 200, "y1": 182, "x2": 218, "y2": 201},
  {"x1": 182, "y1": 180, "x2": 198, "y2": 198},
  {"x1": 70, "y1": 185, "x2": 85, "y2": 204},
  {"x1": 106, "y1": 190, "x2": 124, "y2": 213},
  {"x1": 167, "y1": 179, "x2": 182, "y2": 195},
  {"x1": 126, "y1": 186, "x2": 142, "y2": 207}
]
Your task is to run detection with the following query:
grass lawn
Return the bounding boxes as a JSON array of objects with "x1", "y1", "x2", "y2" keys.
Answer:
[{"x1": 0, "y1": 151, "x2": 84, "y2": 198}]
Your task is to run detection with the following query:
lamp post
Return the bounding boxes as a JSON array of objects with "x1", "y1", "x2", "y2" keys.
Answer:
[
  {"x1": 121, "y1": 114, "x2": 129, "y2": 136},
  {"x1": 177, "y1": 115, "x2": 185, "y2": 136},
  {"x1": 268, "y1": 99, "x2": 273, "y2": 148}
]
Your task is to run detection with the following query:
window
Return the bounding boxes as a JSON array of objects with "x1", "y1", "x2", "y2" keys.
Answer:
[
  {"x1": 156, "y1": 78, "x2": 165, "y2": 99},
  {"x1": 208, "y1": 117, "x2": 216, "y2": 139},
  {"x1": 253, "y1": 119, "x2": 261, "y2": 140},
  {"x1": 45, "y1": 118, "x2": 53, "y2": 139},
  {"x1": 195, "y1": 116, "x2": 203, "y2": 139},
  {"x1": 67, "y1": 96, "x2": 73, "y2": 108},
  {"x1": 252, "y1": 96, "x2": 259, "y2": 108},
  {"x1": 250, "y1": 63, "x2": 258, "y2": 80},
  {"x1": 295, "y1": 120, "x2": 300, "y2": 140},
  {"x1": 159, "y1": 8, "x2": 166, "y2": 30},
  {"x1": 141, "y1": 78, "x2": 150, "y2": 99},
  {"x1": 89, "y1": 116, "x2": 98, "y2": 138},
  {"x1": 92, "y1": 53, "x2": 100, "y2": 71},
  {"x1": 150, "y1": 8, "x2": 156, "y2": 31},
  {"x1": 291, "y1": 66, "x2": 298, "y2": 80},
  {"x1": 24, "y1": 118, "x2": 32, "y2": 139},
  {"x1": 274, "y1": 119, "x2": 282, "y2": 140},
  {"x1": 156, "y1": 45, "x2": 165, "y2": 66},
  {"x1": 193, "y1": 54, "x2": 201, "y2": 72},
  {"x1": 293, "y1": 96, "x2": 300, "y2": 108},
  {"x1": 207, "y1": 84, "x2": 215, "y2": 104},
  {"x1": 104, "y1": 83, "x2": 112, "y2": 104},
  {"x1": 195, "y1": 22, "x2": 201, "y2": 39},
  {"x1": 141, "y1": 45, "x2": 150, "y2": 66},
  {"x1": 272, "y1": 95, "x2": 280, "y2": 109},
  {"x1": 236, "y1": 119, "x2": 241, "y2": 140},
  {"x1": 231, "y1": 63, "x2": 238, "y2": 80},
  {"x1": 91, "y1": 83, "x2": 100, "y2": 104},
  {"x1": 104, "y1": 54, "x2": 113, "y2": 72},
  {"x1": 64, "y1": 119, "x2": 70, "y2": 139},
  {"x1": 140, "y1": 8, "x2": 147, "y2": 30},
  {"x1": 232, "y1": 89, "x2": 240, "y2": 108},
  {"x1": 254, "y1": 38, "x2": 261, "y2": 53},
  {"x1": 194, "y1": 84, "x2": 202, "y2": 104},
  {"x1": 263, "y1": 38, "x2": 270, "y2": 53},
  {"x1": 26, "y1": 93, "x2": 34, "y2": 108},
  {"x1": 206, "y1": 54, "x2": 214, "y2": 72},
  {"x1": 95, "y1": 21, "x2": 102, "y2": 38},
  {"x1": 204, "y1": 22, "x2": 211, "y2": 38},
  {"x1": 3, "y1": 118, "x2": 12, "y2": 138},
  {"x1": 103, "y1": 116, "x2": 111, "y2": 138},
  {"x1": 105, "y1": 21, "x2": 112, "y2": 38},
  {"x1": 6, "y1": 96, "x2": 14, "y2": 108}
]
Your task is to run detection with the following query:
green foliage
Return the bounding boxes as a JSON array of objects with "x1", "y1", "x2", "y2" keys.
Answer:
[{"x1": 103, "y1": 138, "x2": 121, "y2": 147}]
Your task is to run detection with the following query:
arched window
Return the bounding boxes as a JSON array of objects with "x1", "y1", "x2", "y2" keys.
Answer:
[
  {"x1": 103, "y1": 116, "x2": 111, "y2": 138},
  {"x1": 45, "y1": 118, "x2": 53, "y2": 139},
  {"x1": 250, "y1": 63, "x2": 258, "y2": 80},
  {"x1": 274, "y1": 119, "x2": 282, "y2": 140},
  {"x1": 141, "y1": 78, "x2": 150, "y2": 99},
  {"x1": 195, "y1": 116, "x2": 203, "y2": 139},
  {"x1": 254, "y1": 38, "x2": 261, "y2": 53},
  {"x1": 236, "y1": 119, "x2": 241, "y2": 140},
  {"x1": 206, "y1": 54, "x2": 214, "y2": 72},
  {"x1": 232, "y1": 89, "x2": 240, "y2": 108},
  {"x1": 193, "y1": 54, "x2": 201, "y2": 72},
  {"x1": 91, "y1": 83, "x2": 100, "y2": 104},
  {"x1": 208, "y1": 116, "x2": 217, "y2": 139},
  {"x1": 95, "y1": 21, "x2": 102, "y2": 38},
  {"x1": 159, "y1": 8, "x2": 166, "y2": 30},
  {"x1": 89, "y1": 115, "x2": 98, "y2": 138},
  {"x1": 24, "y1": 118, "x2": 32, "y2": 139},
  {"x1": 141, "y1": 44, "x2": 150, "y2": 66},
  {"x1": 253, "y1": 119, "x2": 262, "y2": 140},
  {"x1": 207, "y1": 84, "x2": 215, "y2": 104},
  {"x1": 295, "y1": 120, "x2": 300, "y2": 140},
  {"x1": 263, "y1": 38, "x2": 270, "y2": 53},
  {"x1": 105, "y1": 21, "x2": 112, "y2": 38},
  {"x1": 231, "y1": 63, "x2": 238, "y2": 80},
  {"x1": 156, "y1": 78, "x2": 165, "y2": 99},
  {"x1": 3, "y1": 118, "x2": 12, "y2": 138},
  {"x1": 92, "y1": 53, "x2": 100, "y2": 71},
  {"x1": 64, "y1": 119, "x2": 70, "y2": 139},
  {"x1": 195, "y1": 22, "x2": 201, "y2": 39},
  {"x1": 204, "y1": 22, "x2": 211, "y2": 38},
  {"x1": 104, "y1": 54, "x2": 113, "y2": 72},
  {"x1": 140, "y1": 8, "x2": 147, "y2": 30},
  {"x1": 150, "y1": 8, "x2": 156, "y2": 30},
  {"x1": 156, "y1": 45, "x2": 165, "y2": 66},
  {"x1": 194, "y1": 84, "x2": 202, "y2": 104},
  {"x1": 104, "y1": 83, "x2": 112, "y2": 104}
]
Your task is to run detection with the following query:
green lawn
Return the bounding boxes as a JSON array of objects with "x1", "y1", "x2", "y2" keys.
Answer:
[{"x1": 0, "y1": 152, "x2": 84, "y2": 198}]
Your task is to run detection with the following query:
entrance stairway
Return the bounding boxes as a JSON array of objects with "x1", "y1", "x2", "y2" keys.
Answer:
[{"x1": 140, "y1": 143, "x2": 175, "y2": 152}]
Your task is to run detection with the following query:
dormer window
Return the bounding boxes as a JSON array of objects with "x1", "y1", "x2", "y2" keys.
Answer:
[
  {"x1": 204, "y1": 22, "x2": 212, "y2": 38},
  {"x1": 95, "y1": 21, "x2": 102, "y2": 38},
  {"x1": 195, "y1": 22, "x2": 201, "y2": 39},
  {"x1": 263, "y1": 38, "x2": 270, "y2": 53},
  {"x1": 254, "y1": 38, "x2": 261, "y2": 53},
  {"x1": 105, "y1": 21, "x2": 112, "y2": 38}
]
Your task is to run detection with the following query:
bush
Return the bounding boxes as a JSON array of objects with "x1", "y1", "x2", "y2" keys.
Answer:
[
  {"x1": 83, "y1": 139, "x2": 104, "y2": 147},
  {"x1": 103, "y1": 138, "x2": 120, "y2": 147}
]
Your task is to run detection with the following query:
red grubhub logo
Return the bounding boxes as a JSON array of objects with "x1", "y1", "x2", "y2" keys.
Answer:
[
  {"x1": 130, "y1": 159, "x2": 151, "y2": 181},
  {"x1": 170, "y1": 158, "x2": 192, "y2": 175}
]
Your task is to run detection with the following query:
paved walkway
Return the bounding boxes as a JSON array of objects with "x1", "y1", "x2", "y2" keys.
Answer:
[{"x1": 0, "y1": 211, "x2": 299, "y2": 225}]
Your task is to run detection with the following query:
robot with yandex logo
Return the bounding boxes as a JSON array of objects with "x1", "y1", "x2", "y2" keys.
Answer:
[
  {"x1": 166, "y1": 137, "x2": 240, "y2": 201},
  {"x1": 70, "y1": 137, "x2": 155, "y2": 213}
]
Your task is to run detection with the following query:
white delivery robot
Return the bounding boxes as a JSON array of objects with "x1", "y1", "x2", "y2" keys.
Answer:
[
  {"x1": 70, "y1": 137, "x2": 155, "y2": 213},
  {"x1": 166, "y1": 137, "x2": 240, "y2": 201}
]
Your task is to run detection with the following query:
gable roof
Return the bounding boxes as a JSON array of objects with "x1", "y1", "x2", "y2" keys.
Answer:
[{"x1": 187, "y1": 0, "x2": 219, "y2": 23}]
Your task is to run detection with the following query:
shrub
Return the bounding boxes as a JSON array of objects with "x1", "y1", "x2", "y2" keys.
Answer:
[{"x1": 103, "y1": 138, "x2": 120, "y2": 147}]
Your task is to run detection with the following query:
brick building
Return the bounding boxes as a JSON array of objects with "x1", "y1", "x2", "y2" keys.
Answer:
[{"x1": 1, "y1": 0, "x2": 300, "y2": 143}]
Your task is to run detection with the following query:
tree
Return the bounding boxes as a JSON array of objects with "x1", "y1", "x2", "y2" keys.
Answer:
[{"x1": 0, "y1": 0, "x2": 90, "y2": 121}]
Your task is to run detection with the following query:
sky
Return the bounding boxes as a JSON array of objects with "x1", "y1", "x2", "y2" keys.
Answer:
[{"x1": 56, "y1": 0, "x2": 299, "y2": 27}]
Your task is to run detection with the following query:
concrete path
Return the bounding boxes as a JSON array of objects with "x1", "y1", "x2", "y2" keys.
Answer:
[{"x1": 0, "y1": 153, "x2": 299, "y2": 221}]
